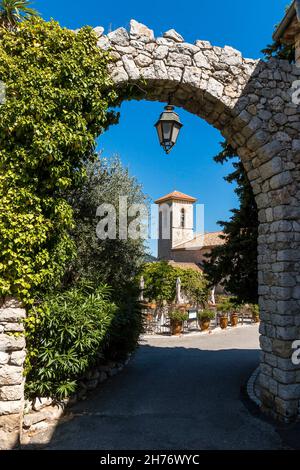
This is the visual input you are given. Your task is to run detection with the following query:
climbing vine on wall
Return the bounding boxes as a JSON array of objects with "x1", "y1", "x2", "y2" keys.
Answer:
[{"x1": 0, "y1": 18, "x2": 119, "y2": 303}]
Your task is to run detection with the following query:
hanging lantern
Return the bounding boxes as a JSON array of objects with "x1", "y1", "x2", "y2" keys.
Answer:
[{"x1": 154, "y1": 105, "x2": 183, "y2": 154}]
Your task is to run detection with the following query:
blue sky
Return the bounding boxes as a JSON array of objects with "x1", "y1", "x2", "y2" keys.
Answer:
[{"x1": 35, "y1": 0, "x2": 288, "y2": 255}]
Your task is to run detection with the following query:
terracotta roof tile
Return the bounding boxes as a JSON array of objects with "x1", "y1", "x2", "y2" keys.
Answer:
[
  {"x1": 173, "y1": 231, "x2": 225, "y2": 250},
  {"x1": 168, "y1": 261, "x2": 203, "y2": 272}
]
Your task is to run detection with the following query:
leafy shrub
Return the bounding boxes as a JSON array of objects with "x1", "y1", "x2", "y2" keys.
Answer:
[
  {"x1": 103, "y1": 283, "x2": 143, "y2": 361},
  {"x1": 169, "y1": 310, "x2": 188, "y2": 322},
  {"x1": 217, "y1": 296, "x2": 236, "y2": 314},
  {"x1": 179, "y1": 269, "x2": 209, "y2": 306},
  {"x1": 140, "y1": 261, "x2": 208, "y2": 305},
  {"x1": 240, "y1": 303, "x2": 259, "y2": 318},
  {"x1": 249, "y1": 304, "x2": 259, "y2": 316},
  {"x1": 141, "y1": 261, "x2": 178, "y2": 302},
  {"x1": 25, "y1": 283, "x2": 117, "y2": 399},
  {"x1": 198, "y1": 309, "x2": 215, "y2": 321}
]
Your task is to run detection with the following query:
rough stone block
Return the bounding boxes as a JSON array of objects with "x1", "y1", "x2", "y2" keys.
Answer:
[
  {"x1": 260, "y1": 387, "x2": 275, "y2": 409},
  {"x1": 3, "y1": 323, "x2": 24, "y2": 333},
  {"x1": 0, "y1": 308, "x2": 25, "y2": 322},
  {"x1": 107, "y1": 27, "x2": 129, "y2": 46},
  {"x1": 0, "y1": 385, "x2": 23, "y2": 401},
  {"x1": 9, "y1": 351, "x2": 26, "y2": 367},
  {"x1": 275, "y1": 397, "x2": 299, "y2": 419},
  {"x1": 272, "y1": 339, "x2": 293, "y2": 359},
  {"x1": 273, "y1": 368, "x2": 296, "y2": 384},
  {"x1": 0, "y1": 335, "x2": 25, "y2": 352},
  {"x1": 0, "y1": 414, "x2": 20, "y2": 450},
  {"x1": 130, "y1": 20, "x2": 154, "y2": 42},
  {"x1": 260, "y1": 363, "x2": 273, "y2": 377},
  {"x1": 163, "y1": 29, "x2": 184, "y2": 43},
  {"x1": 0, "y1": 365, "x2": 23, "y2": 386},
  {"x1": 23, "y1": 405, "x2": 64, "y2": 428},
  {"x1": 0, "y1": 298, "x2": 22, "y2": 309},
  {"x1": 0, "y1": 352, "x2": 9, "y2": 365},
  {"x1": 0, "y1": 400, "x2": 22, "y2": 416},
  {"x1": 32, "y1": 397, "x2": 53, "y2": 411},
  {"x1": 278, "y1": 383, "x2": 300, "y2": 400},
  {"x1": 277, "y1": 357, "x2": 300, "y2": 371},
  {"x1": 264, "y1": 352, "x2": 278, "y2": 367},
  {"x1": 260, "y1": 335, "x2": 272, "y2": 353},
  {"x1": 276, "y1": 326, "x2": 300, "y2": 341},
  {"x1": 259, "y1": 158, "x2": 283, "y2": 180}
]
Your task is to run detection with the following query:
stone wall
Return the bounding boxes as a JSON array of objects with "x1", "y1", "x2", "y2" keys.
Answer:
[
  {"x1": 0, "y1": 297, "x2": 26, "y2": 450},
  {"x1": 21, "y1": 356, "x2": 131, "y2": 445}
]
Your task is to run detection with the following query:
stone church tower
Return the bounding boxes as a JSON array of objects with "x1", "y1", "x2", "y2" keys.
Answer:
[{"x1": 155, "y1": 191, "x2": 196, "y2": 260}]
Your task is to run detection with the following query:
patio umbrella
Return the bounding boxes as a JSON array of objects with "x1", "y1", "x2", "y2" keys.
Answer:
[
  {"x1": 139, "y1": 276, "x2": 145, "y2": 301},
  {"x1": 210, "y1": 286, "x2": 216, "y2": 305},
  {"x1": 176, "y1": 277, "x2": 182, "y2": 304}
]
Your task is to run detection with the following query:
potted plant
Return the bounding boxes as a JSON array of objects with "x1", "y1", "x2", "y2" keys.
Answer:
[
  {"x1": 219, "y1": 313, "x2": 228, "y2": 330},
  {"x1": 146, "y1": 310, "x2": 154, "y2": 322},
  {"x1": 230, "y1": 310, "x2": 239, "y2": 327},
  {"x1": 250, "y1": 304, "x2": 260, "y2": 323},
  {"x1": 169, "y1": 310, "x2": 188, "y2": 336},
  {"x1": 198, "y1": 309, "x2": 215, "y2": 332}
]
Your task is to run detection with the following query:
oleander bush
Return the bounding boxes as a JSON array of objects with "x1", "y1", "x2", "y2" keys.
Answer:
[
  {"x1": 25, "y1": 281, "x2": 143, "y2": 399},
  {"x1": 25, "y1": 283, "x2": 117, "y2": 399}
]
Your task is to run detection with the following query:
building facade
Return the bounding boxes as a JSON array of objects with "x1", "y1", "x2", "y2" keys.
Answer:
[{"x1": 155, "y1": 191, "x2": 225, "y2": 270}]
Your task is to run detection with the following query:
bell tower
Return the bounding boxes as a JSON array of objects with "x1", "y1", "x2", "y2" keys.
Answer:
[{"x1": 155, "y1": 190, "x2": 196, "y2": 260}]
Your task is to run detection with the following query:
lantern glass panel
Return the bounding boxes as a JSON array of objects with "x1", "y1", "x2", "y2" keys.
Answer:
[
  {"x1": 155, "y1": 122, "x2": 163, "y2": 144},
  {"x1": 171, "y1": 123, "x2": 181, "y2": 145},
  {"x1": 162, "y1": 121, "x2": 173, "y2": 142}
]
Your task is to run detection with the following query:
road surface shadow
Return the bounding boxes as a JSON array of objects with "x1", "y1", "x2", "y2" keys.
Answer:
[{"x1": 20, "y1": 342, "x2": 298, "y2": 450}]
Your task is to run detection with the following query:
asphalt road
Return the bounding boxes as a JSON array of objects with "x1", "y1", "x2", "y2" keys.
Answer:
[{"x1": 33, "y1": 325, "x2": 283, "y2": 450}]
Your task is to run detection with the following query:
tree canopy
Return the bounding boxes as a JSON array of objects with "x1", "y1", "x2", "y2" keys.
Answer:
[
  {"x1": 204, "y1": 143, "x2": 258, "y2": 304},
  {"x1": 0, "y1": 0, "x2": 38, "y2": 30},
  {"x1": 63, "y1": 156, "x2": 148, "y2": 300},
  {"x1": 204, "y1": 8, "x2": 294, "y2": 304},
  {"x1": 141, "y1": 261, "x2": 208, "y2": 305}
]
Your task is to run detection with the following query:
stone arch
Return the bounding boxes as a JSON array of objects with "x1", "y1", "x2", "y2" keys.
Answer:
[
  {"x1": 2, "y1": 18, "x2": 300, "y2": 450},
  {"x1": 94, "y1": 20, "x2": 300, "y2": 422}
]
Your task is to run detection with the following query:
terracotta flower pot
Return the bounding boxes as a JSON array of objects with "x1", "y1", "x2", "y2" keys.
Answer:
[
  {"x1": 219, "y1": 315, "x2": 228, "y2": 330},
  {"x1": 200, "y1": 320, "x2": 210, "y2": 332},
  {"x1": 230, "y1": 313, "x2": 239, "y2": 327},
  {"x1": 170, "y1": 320, "x2": 183, "y2": 336},
  {"x1": 252, "y1": 314, "x2": 260, "y2": 323}
]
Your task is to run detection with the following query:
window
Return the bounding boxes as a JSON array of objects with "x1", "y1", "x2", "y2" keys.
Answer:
[{"x1": 181, "y1": 208, "x2": 185, "y2": 228}]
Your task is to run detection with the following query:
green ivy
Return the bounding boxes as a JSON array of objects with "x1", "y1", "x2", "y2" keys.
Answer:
[{"x1": 0, "y1": 17, "x2": 118, "y2": 303}]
